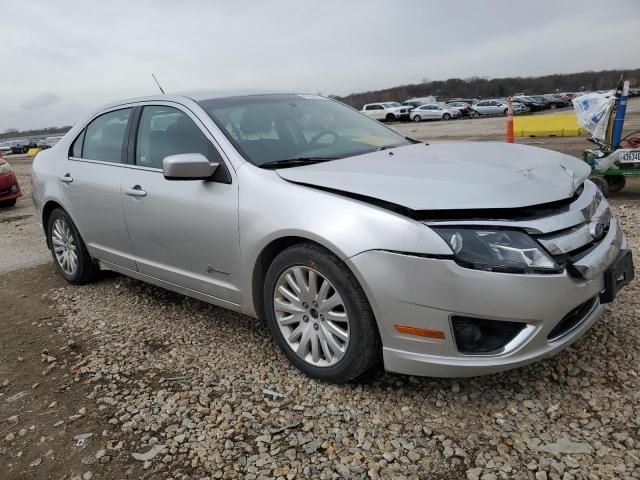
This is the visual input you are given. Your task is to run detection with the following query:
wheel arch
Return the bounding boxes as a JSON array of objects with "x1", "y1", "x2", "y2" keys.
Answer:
[
  {"x1": 42, "y1": 200, "x2": 64, "y2": 249},
  {"x1": 251, "y1": 235, "x2": 349, "y2": 321}
]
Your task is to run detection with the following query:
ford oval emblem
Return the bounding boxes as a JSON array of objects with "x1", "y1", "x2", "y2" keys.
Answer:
[{"x1": 589, "y1": 221, "x2": 605, "y2": 240}]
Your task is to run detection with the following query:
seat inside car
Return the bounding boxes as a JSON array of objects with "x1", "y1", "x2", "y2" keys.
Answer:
[{"x1": 238, "y1": 106, "x2": 293, "y2": 162}]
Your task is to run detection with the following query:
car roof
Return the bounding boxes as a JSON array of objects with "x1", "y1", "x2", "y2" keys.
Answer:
[{"x1": 96, "y1": 90, "x2": 308, "y2": 111}]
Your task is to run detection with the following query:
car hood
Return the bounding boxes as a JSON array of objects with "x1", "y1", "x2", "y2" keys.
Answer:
[{"x1": 276, "y1": 142, "x2": 590, "y2": 211}]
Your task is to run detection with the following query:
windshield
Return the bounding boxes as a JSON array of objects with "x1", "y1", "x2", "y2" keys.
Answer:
[{"x1": 198, "y1": 94, "x2": 411, "y2": 166}]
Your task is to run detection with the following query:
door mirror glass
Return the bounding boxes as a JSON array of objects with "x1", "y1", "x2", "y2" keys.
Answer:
[{"x1": 163, "y1": 153, "x2": 219, "y2": 180}]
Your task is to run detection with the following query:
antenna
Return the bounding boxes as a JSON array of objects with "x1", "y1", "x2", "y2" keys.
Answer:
[{"x1": 151, "y1": 73, "x2": 165, "y2": 94}]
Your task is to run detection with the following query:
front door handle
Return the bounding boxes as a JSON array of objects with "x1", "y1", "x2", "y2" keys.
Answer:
[
  {"x1": 125, "y1": 185, "x2": 147, "y2": 197},
  {"x1": 59, "y1": 174, "x2": 73, "y2": 183}
]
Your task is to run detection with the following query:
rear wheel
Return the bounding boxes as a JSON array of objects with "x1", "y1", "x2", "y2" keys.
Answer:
[
  {"x1": 264, "y1": 243, "x2": 380, "y2": 383},
  {"x1": 442, "y1": 113, "x2": 451, "y2": 120},
  {"x1": 605, "y1": 175, "x2": 626, "y2": 193},
  {"x1": 413, "y1": 115, "x2": 422, "y2": 122},
  {"x1": 47, "y1": 208, "x2": 100, "y2": 284}
]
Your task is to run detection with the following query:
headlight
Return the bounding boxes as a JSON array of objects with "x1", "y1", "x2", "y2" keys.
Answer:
[
  {"x1": 0, "y1": 162, "x2": 13, "y2": 174},
  {"x1": 432, "y1": 227, "x2": 561, "y2": 274}
]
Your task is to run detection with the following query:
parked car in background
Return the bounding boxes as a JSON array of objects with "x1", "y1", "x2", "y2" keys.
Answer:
[
  {"x1": 510, "y1": 99, "x2": 530, "y2": 113},
  {"x1": 472, "y1": 99, "x2": 509, "y2": 116},
  {"x1": 362, "y1": 102, "x2": 410, "y2": 122},
  {"x1": 31, "y1": 91, "x2": 634, "y2": 382},
  {"x1": 543, "y1": 95, "x2": 567, "y2": 108},
  {"x1": 10, "y1": 139, "x2": 38, "y2": 154},
  {"x1": 402, "y1": 97, "x2": 437, "y2": 109},
  {"x1": 0, "y1": 141, "x2": 13, "y2": 154},
  {"x1": 0, "y1": 158, "x2": 22, "y2": 207},
  {"x1": 529, "y1": 96, "x2": 554, "y2": 109},
  {"x1": 445, "y1": 101, "x2": 474, "y2": 117},
  {"x1": 514, "y1": 96, "x2": 545, "y2": 112},
  {"x1": 446, "y1": 98, "x2": 477, "y2": 104},
  {"x1": 40, "y1": 137, "x2": 62, "y2": 150},
  {"x1": 410, "y1": 103, "x2": 461, "y2": 122}
]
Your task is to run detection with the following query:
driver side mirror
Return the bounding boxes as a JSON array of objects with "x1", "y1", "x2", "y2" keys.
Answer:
[{"x1": 163, "y1": 153, "x2": 218, "y2": 180}]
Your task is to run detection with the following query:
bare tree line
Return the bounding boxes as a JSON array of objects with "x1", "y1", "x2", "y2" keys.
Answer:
[{"x1": 333, "y1": 68, "x2": 640, "y2": 108}]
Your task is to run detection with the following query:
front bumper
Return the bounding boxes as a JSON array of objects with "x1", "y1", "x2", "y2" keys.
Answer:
[{"x1": 346, "y1": 227, "x2": 630, "y2": 377}]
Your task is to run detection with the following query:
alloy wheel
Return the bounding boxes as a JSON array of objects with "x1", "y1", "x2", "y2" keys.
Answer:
[
  {"x1": 273, "y1": 266, "x2": 350, "y2": 367},
  {"x1": 51, "y1": 218, "x2": 78, "y2": 275}
]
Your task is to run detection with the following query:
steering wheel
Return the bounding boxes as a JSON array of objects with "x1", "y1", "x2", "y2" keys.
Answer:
[{"x1": 309, "y1": 130, "x2": 339, "y2": 146}]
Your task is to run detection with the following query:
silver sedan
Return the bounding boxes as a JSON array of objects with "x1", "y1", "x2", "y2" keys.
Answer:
[
  {"x1": 410, "y1": 103, "x2": 461, "y2": 121},
  {"x1": 31, "y1": 92, "x2": 633, "y2": 382}
]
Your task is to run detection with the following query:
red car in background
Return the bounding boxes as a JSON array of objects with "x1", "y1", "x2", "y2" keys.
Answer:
[{"x1": 0, "y1": 153, "x2": 22, "y2": 207}]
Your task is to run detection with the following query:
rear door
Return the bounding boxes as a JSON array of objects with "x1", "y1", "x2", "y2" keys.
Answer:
[
  {"x1": 60, "y1": 107, "x2": 137, "y2": 269},
  {"x1": 121, "y1": 103, "x2": 242, "y2": 304}
]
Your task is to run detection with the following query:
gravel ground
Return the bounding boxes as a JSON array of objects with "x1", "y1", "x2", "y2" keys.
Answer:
[{"x1": 2, "y1": 102, "x2": 640, "y2": 479}]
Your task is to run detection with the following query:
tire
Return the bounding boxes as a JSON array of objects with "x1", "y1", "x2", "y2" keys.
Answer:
[
  {"x1": 385, "y1": 113, "x2": 395, "y2": 122},
  {"x1": 471, "y1": 110, "x2": 479, "y2": 118},
  {"x1": 263, "y1": 243, "x2": 381, "y2": 383},
  {"x1": 413, "y1": 115, "x2": 421, "y2": 122},
  {"x1": 503, "y1": 109, "x2": 508, "y2": 115},
  {"x1": 590, "y1": 177, "x2": 609, "y2": 197},
  {"x1": 47, "y1": 208, "x2": 100, "y2": 284},
  {"x1": 550, "y1": 104, "x2": 556, "y2": 109},
  {"x1": 442, "y1": 113, "x2": 451, "y2": 120},
  {"x1": 605, "y1": 175, "x2": 626, "y2": 193},
  {"x1": 0, "y1": 198, "x2": 17, "y2": 207}
]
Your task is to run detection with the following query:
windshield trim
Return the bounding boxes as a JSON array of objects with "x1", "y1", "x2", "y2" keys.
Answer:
[{"x1": 197, "y1": 94, "x2": 411, "y2": 167}]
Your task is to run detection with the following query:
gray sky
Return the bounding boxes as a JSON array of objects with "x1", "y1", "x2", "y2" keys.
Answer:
[{"x1": 2, "y1": 0, "x2": 639, "y2": 131}]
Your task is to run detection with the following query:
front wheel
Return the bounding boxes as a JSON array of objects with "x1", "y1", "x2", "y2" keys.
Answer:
[
  {"x1": 264, "y1": 243, "x2": 381, "y2": 383},
  {"x1": 413, "y1": 115, "x2": 422, "y2": 122},
  {"x1": 442, "y1": 113, "x2": 451, "y2": 120},
  {"x1": 47, "y1": 208, "x2": 100, "y2": 284},
  {"x1": 385, "y1": 113, "x2": 396, "y2": 122}
]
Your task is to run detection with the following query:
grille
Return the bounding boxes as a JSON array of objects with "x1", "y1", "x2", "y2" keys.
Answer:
[{"x1": 547, "y1": 297, "x2": 598, "y2": 341}]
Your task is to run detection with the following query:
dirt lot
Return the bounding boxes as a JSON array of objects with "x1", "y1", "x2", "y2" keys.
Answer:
[{"x1": 1, "y1": 101, "x2": 639, "y2": 480}]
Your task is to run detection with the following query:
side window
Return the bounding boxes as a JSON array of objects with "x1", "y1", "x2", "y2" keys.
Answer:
[
  {"x1": 70, "y1": 130, "x2": 85, "y2": 158},
  {"x1": 370, "y1": 105, "x2": 383, "y2": 110},
  {"x1": 135, "y1": 106, "x2": 220, "y2": 170},
  {"x1": 82, "y1": 109, "x2": 132, "y2": 163}
]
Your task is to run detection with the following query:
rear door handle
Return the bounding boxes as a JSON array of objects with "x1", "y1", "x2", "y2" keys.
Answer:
[
  {"x1": 59, "y1": 174, "x2": 73, "y2": 183},
  {"x1": 125, "y1": 185, "x2": 147, "y2": 197}
]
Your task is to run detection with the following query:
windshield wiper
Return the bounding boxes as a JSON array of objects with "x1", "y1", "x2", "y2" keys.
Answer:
[{"x1": 259, "y1": 157, "x2": 338, "y2": 169}]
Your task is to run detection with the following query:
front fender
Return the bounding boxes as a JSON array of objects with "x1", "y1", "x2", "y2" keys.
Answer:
[{"x1": 237, "y1": 165, "x2": 451, "y2": 315}]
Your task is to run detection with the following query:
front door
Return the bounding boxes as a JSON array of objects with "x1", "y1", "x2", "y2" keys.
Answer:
[{"x1": 121, "y1": 104, "x2": 242, "y2": 304}]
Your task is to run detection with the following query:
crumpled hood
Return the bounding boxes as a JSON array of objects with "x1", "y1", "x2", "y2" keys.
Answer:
[{"x1": 276, "y1": 142, "x2": 590, "y2": 211}]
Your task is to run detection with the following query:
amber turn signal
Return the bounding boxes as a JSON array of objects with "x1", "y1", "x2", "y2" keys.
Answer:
[{"x1": 394, "y1": 325, "x2": 445, "y2": 340}]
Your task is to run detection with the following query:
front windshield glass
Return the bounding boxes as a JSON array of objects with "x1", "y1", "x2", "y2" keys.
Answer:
[{"x1": 198, "y1": 94, "x2": 411, "y2": 166}]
